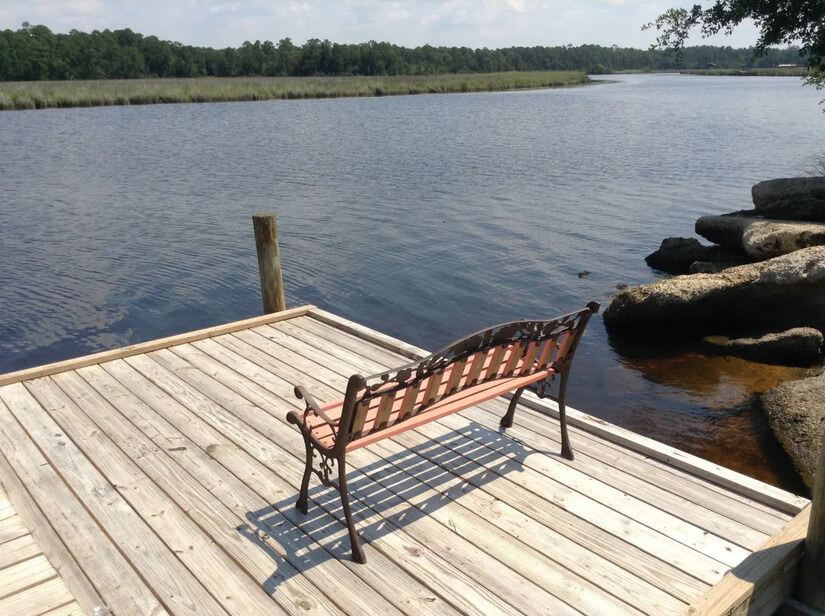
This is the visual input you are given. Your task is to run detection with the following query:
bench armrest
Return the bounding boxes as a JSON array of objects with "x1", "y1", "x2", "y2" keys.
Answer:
[{"x1": 294, "y1": 385, "x2": 339, "y2": 427}]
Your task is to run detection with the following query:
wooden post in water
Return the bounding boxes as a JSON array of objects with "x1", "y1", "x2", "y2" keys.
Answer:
[
  {"x1": 798, "y1": 433, "x2": 825, "y2": 610},
  {"x1": 252, "y1": 212, "x2": 286, "y2": 314}
]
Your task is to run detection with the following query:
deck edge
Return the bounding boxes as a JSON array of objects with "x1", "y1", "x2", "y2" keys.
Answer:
[
  {"x1": 307, "y1": 307, "x2": 809, "y2": 515},
  {"x1": 681, "y1": 505, "x2": 811, "y2": 616},
  {"x1": 0, "y1": 305, "x2": 314, "y2": 387}
]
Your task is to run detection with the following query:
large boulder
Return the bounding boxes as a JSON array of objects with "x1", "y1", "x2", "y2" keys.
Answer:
[
  {"x1": 702, "y1": 328, "x2": 823, "y2": 366},
  {"x1": 695, "y1": 212, "x2": 758, "y2": 250},
  {"x1": 645, "y1": 237, "x2": 717, "y2": 274},
  {"x1": 696, "y1": 214, "x2": 825, "y2": 260},
  {"x1": 743, "y1": 219, "x2": 825, "y2": 260},
  {"x1": 752, "y1": 177, "x2": 825, "y2": 221},
  {"x1": 761, "y1": 370, "x2": 825, "y2": 490},
  {"x1": 603, "y1": 246, "x2": 825, "y2": 332}
]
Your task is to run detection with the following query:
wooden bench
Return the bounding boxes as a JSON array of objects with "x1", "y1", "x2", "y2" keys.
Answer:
[{"x1": 287, "y1": 302, "x2": 600, "y2": 563}]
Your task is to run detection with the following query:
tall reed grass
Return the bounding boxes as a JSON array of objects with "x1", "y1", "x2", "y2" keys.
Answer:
[{"x1": 0, "y1": 71, "x2": 590, "y2": 111}]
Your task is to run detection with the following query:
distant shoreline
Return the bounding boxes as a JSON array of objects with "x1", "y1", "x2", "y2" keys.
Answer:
[
  {"x1": 0, "y1": 71, "x2": 589, "y2": 111},
  {"x1": 613, "y1": 68, "x2": 808, "y2": 77}
]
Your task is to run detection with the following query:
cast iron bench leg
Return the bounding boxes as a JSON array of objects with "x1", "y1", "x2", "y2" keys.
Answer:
[
  {"x1": 338, "y1": 461, "x2": 367, "y2": 564},
  {"x1": 558, "y1": 369, "x2": 574, "y2": 461},
  {"x1": 296, "y1": 431, "x2": 313, "y2": 514},
  {"x1": 499, "y1": 387, "x2": 525, "y2": 429}
]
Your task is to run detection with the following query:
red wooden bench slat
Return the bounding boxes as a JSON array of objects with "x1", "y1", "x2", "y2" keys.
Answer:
[
  {"x1": 346, "y1": 367, "x2": 554, "y2": 451},
  {"x1": 520, "y1": 341, "x2": 542, "y2": 376},
  {"x1": 502, "y1": 341, "x2": 525, "y2": 377}
]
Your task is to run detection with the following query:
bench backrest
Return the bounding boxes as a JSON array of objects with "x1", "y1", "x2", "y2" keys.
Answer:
[{"x1": 338, "y1": 302, "x2": 599, "y2": 445}]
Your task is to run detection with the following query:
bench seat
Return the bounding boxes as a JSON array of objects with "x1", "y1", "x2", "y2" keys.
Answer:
[{"x1": 308, "y1": 350, "x2": 554, "y2": 451}]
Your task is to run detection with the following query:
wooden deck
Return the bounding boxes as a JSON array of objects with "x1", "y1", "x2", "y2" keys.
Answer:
[
  {"x1": 0, "y1": 481, "x2": 82, "y2": 615},
  {"x1": 0, "y1": 305, "x2": 811, "y2": 616}
]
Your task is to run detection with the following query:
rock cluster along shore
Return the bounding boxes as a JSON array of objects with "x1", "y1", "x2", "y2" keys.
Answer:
[{"x1": 605, "y1": 176, "x2": 825, "y2": 490}]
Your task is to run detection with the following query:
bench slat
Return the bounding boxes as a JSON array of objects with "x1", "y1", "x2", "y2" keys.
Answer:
[
  {"x1": 346, "y1": 368, "x2": 555, "y2": 451},
  {"x1": 503, "y1": 343, "x2": 525, "y2": 377},
  {"x1": 485, "y1": 347, "x2": 507, "y2": 380},
  {"x1": 398, "y1": 382, "x2": 421, "y2": 421},
  {"x1": 445, "y1": 359, "x2": 468, "y2": 396},
  {"x1": 424, "y1": 371, "x2": 445, "y2": 407},
  {"x1": 520, "y1": 342, "x2": 542, "y2": 376},
  {"x1": 465, "y1": 351, "x2": 487, "y2": 387},
  {"x1": 351, "y1": 400, "x2": 370, "y2": 439},
  {"x1": 374, "y1": 393, "x2": 396, "y2": 431}
]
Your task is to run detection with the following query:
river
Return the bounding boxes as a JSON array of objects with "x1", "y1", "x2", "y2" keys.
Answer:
[{"x1": 1, "y1": 73, "x2": 823, "y2": 491}]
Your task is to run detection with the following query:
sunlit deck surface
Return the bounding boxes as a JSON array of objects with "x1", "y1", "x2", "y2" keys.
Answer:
[{"x1": 0, "y1": 305, "x2": 811, "y2": 616}]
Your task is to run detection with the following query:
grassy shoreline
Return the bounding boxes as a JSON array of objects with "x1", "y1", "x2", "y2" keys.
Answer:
[{"x1": 0, "y1": 71, "x2": 589, "y2": 111}]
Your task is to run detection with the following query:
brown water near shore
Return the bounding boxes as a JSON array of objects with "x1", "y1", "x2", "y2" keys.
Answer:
[{"x1": 611, "y1": 352, "x2": 810, "y2": 493}]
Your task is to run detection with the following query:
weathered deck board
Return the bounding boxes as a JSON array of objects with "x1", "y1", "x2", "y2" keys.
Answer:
[
  {"x1": 0, "y1": 482, "x2": 83, "y2": 616},
  {"x1": 0, "y1": 306, "x2": 809, "y2": 615}
]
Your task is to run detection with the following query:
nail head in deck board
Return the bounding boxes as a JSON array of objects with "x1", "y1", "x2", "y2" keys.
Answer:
[
  {"x1": 252, "y1": 212, "x2": 286, "y2": 314},
  {"x1": 798, "y1": 433, "x2": 825, "y2": 610}
]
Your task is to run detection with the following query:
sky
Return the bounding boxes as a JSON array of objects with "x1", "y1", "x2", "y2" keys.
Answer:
[{"x1": 1, "y1": 0, "x2": 761, "y2": 50}]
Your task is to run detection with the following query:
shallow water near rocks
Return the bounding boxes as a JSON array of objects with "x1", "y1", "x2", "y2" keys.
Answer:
[{"x1": 1, "y1": 74, "x2": 823, "y2": 493}]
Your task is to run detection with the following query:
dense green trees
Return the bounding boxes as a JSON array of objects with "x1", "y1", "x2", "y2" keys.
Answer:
[{"x1": 0, "y1": 23, "x2": 805, "y2": 81}]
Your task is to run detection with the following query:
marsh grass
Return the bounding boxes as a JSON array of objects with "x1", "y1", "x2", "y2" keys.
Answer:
[{"x1": 0, "y1": 71, "x2": 589, "y2": 111}]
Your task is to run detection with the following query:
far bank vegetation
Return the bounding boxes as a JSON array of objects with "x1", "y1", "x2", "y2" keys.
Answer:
[{"x1": 0, "y1": 71, "x2": 589, "y2": 110}]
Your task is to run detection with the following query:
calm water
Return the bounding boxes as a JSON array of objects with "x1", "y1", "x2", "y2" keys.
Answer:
[{"x1": 1, "y1": 74, "x2": 823, "y2": 491}]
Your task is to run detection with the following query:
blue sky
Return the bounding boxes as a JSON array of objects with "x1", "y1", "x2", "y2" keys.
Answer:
[{"x1": 2, "y1": 1, "x2": 761, "y2": 49}]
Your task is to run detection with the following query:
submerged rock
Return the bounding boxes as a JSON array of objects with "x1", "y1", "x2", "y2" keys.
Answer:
[
  {"x1": 752, "y1": 177, "x2": 825, "y2": 221},
  {"x1": 695, "y1": 214, "x2": 825, "y2": 260},
  {"x1": 645, "y1": 237, "x2": 717, "y2": 274},
  {"x1": 702, "y1": 328, "x2": 823, "y2": 366},
  {"x1": 761, "y1": 370, "x2": 825, "y2": 490},
  {"x1": 603, "y1": 246, "x2": 825, "y2": 332}
]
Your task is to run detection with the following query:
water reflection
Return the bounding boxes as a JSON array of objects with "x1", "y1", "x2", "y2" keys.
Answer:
[{"x1": 1, "y1": 74, "x2": 823, "y2": 493}]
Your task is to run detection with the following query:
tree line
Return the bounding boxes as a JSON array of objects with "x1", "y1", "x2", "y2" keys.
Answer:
[{"x1": 0, "y1": 23, "x2": 806, "y2": 82}]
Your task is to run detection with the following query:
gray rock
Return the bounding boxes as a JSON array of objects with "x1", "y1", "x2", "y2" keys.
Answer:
[
  {"x1": 645, "y1": 237, "x2": 717, "y2": 274},
  {"x1": 761, "y1": 370, "x2": 825, "y2": 490},
  {"x1": 742, "y1": 219, "x2": 825, "y2": 260},
  {"x1": 689, "y1": 261, "x2": 719, "y2": 274},
  {"x1": 696, "y1": 213, "x2": 825, "y2": 260},
  {"x1": 702, "y1": 328, "x2": 823, "y2": 366},
  {"x1": 752, "y1": 177, "x2": 825, "y2": 221},
  {"x1": 695, "y1": 214, "x2": 754, "y2": 250},
  {"x1": 603, "y1": 246, "x2": 825, "y2": 332}
]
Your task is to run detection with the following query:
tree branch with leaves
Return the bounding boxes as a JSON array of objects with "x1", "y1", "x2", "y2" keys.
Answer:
[{"x1": 645, "y1": 1, "x2": 825, "y2": 92}]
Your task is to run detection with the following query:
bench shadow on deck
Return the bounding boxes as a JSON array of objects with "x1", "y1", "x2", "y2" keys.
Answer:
[{"x1": 246, "y1": 422, "x2": 535, "y2": 591}]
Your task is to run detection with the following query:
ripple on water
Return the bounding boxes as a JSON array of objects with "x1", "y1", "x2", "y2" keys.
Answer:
[{"x1": 1, "y1": 74, "x2": 824, "y2": 491}]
